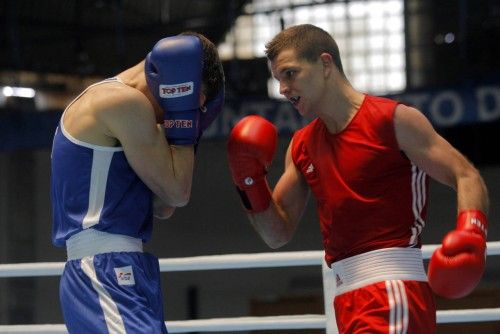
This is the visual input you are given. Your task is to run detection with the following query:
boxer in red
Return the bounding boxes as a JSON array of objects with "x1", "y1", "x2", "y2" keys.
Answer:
[{"x1": 227, "y1": 24, "x2": 489, "y2": 333}]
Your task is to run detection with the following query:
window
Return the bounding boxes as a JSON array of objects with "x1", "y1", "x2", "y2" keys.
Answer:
[{"x1": 218, "y1": 0, "x2": 406, "y2": 97}]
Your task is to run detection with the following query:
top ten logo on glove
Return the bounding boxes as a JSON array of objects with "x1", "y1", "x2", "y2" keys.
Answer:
[{"x1": 160, "y1": 82, "x2": 194, "y2": 98}]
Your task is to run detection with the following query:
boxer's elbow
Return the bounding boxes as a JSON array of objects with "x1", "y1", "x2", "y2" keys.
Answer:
[
  {"x1": 256, "y1": 227, "x2": 293, "y2": 249},
  {"x1": 266, "y1": 240, "x2": 285, "y2": 249},
  {"x1": 250, "y1": 211, "x2": 295, "y2": 249},
  {"x1": 265, "y1": 234, "x2": 292, "y2": 249},
  {"x1": 170, "y1": 188, "x2": 191, "y2": 207},
  {"x1": 157, "y1": 183, "x2": 191, "y2": 207},
  {"x1": 153, "y1": 196, "x2": 176, "y2": 220},
  {"x1": 154, "y1": 206, "x2": 176, "y2": 220}
]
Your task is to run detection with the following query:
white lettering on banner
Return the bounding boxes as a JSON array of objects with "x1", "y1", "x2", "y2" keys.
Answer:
[
  {"x1": 400, "y1": 91, "x2": 466, "y2": 127},
  {"x1": 429, "y1": 90, "x2": 464, "y2": 127},
  {"x1": 203, "y1": 100, "x2": 307, "y2": 139},
  {"x1": 201, "y1": 84, "x2": 500, "y2": 139},
  {"x1": 476, "y1": 86, "x2": 500, "y2": 122}
]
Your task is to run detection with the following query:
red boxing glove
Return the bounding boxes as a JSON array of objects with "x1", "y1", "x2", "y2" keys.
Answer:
[
  {"x1": 227, "y1": 115, "x2": 277, "y2": 213},
  {"x1": 428, "y1": 210, "x2": 488, "y2": 299}
]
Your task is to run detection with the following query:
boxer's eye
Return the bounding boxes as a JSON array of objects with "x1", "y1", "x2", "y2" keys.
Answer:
[{"x1": 285, "y1": 70, "x2": 296, "y2": 78}]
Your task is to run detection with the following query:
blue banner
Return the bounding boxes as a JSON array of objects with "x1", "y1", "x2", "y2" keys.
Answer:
[
  {"x1": 0, "y1": 110, "x2": 60, "y2": 151},
  {"x1": 202, "y1": 83, "x2": 500, "y2": 139},
  {"x1": 1, "y1": 82, "x2": 499, "y2": 151},
  {"x1": 388, "y1": 84, "x2": 500, "y2": 128}
]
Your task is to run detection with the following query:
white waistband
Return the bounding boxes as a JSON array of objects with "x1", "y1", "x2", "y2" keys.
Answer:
[
  {"x1": 332, "y1": 247, "x2": 427, "y2": 296},
  {"x1": 66, "y1": 229, "x2": 143, "y2": 261}
]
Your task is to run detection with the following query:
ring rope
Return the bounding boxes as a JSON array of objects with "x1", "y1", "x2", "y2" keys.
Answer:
[
  {"x1": 1, "y1": 241, "x2": 499, "y2": 278},
  {"x1": 1, "y1": 309, "x2": 500, "y2": 333},
  {"x1": 0, "y1": 241, "x2": 499, "y2": 333}
]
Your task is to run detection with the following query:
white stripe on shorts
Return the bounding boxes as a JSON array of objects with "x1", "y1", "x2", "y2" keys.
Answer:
[
  {"x1": 386, "y1": 280, "x2": 409, "y2": 334},
  {"x1": 81, "y1": 256, "x2": 126, "y2": 334}
]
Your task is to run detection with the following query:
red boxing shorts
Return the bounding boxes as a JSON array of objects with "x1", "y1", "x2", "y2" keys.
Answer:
[
  {"x1": 334, "y1": 280, "x2": 436, "y2": 334},
  {"x1": 330, "y1": 248, "x2": 436, "y2": 333}
]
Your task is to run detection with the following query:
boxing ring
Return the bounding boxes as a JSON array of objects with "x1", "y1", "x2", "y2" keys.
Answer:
[{"x1": 1, "y1": 241, "x2": 499, "y2": 333}]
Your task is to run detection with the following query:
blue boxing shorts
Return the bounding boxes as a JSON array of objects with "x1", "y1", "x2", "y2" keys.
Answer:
[{"x1": 60, "y1": 251, "x2": 168, "y2": 333}]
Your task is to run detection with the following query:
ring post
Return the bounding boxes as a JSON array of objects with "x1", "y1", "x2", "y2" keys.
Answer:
[{"x1": 322, "y1": 259, "x2": 339, "y2": 334}]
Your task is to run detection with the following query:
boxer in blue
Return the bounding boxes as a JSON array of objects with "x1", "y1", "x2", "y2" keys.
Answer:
[{"x1": 50, "y1": 32, "x2": 224, "y2": 333}]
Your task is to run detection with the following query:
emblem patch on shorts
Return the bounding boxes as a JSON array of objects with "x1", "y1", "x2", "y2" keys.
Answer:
[{"x1": 114, "y1": 266, "x2": 135, "y2": 286}]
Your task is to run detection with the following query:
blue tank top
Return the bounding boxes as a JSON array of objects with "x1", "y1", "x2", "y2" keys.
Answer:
[{"x1": 51, "y1": 78, "x2": 153, "y2": 247}]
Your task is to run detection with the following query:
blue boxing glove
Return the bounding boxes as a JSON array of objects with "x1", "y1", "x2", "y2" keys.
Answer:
[
  {"x1": 145, "y1": 35, "x2": 203, "y2": 145},
  {"x1": 193, "y1": 86, "x2": 225, "y2": 152},
  {"x1": 199, "y1": 85, "x2": 225, "y2": 139}
]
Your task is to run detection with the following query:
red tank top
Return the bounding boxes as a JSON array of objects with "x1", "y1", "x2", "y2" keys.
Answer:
[{"x1": 291, "y1": 95, "x2": 428, "y2": 265}]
